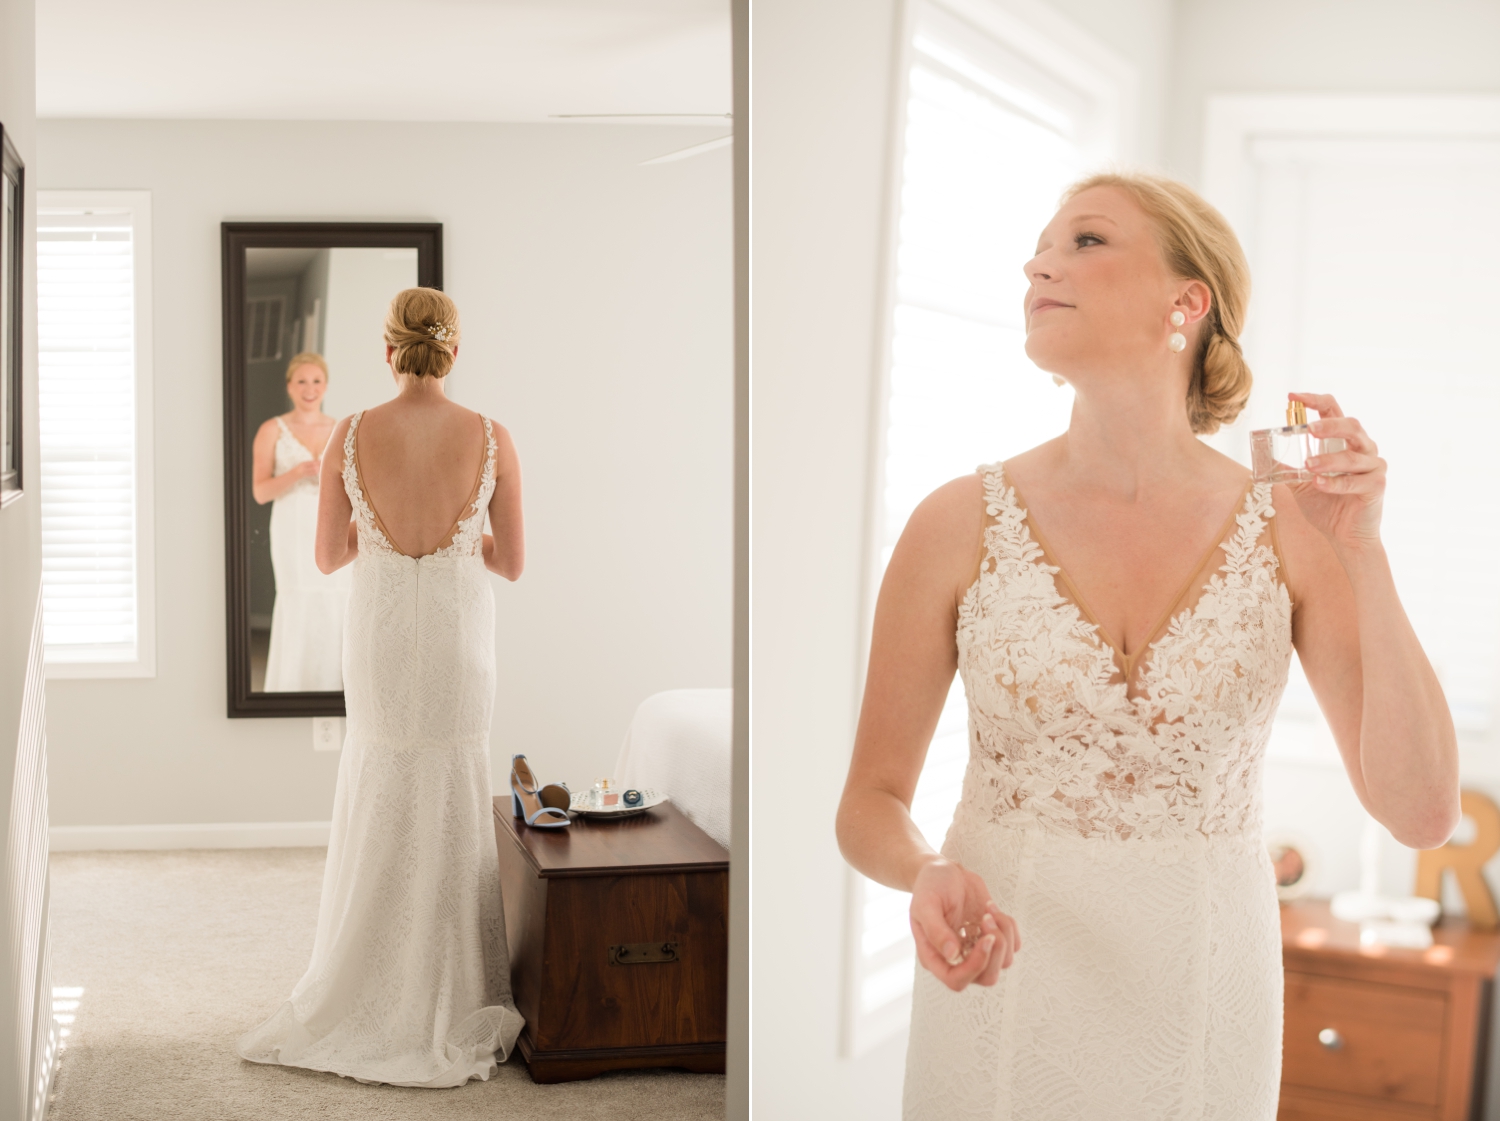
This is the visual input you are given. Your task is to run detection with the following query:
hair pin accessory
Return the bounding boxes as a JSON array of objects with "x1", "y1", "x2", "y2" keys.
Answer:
[{"x1": 427, "y1": 323, "x2": 454, "y2": 343}]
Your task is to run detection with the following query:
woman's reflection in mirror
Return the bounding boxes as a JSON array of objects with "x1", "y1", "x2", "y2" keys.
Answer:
[{"x1": 251, "y1": 352, "x2": 349, "y2": 691}]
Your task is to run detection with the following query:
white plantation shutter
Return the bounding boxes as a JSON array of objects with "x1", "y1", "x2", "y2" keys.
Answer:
[
  {"x1": 845, "y1": 4, "x2": 1122, "y2": 1054},
  {"x1": 38, "y1": 193, "x2": 154, "y2": 674}
]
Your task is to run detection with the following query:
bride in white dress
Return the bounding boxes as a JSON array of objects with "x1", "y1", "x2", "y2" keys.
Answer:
[
  {"x1": 836, "y1": 172, "x2": 1460, "y2": 1119},
  {"x1": 238, "y1": 287, "x2": 526, "y2": 1086},
  {"x1": 251, "y1": 353, "x2": 349, "y2": 692}
]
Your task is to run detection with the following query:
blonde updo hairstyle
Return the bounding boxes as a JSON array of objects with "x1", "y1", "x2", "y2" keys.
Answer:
[
  {"x1": 284, "y1": 351, "x2": 328, "y2": 384},
  {"x1": 1063, "y1": 172, "x2": 1253, "y2": 435},
  {"x1": 384, "y1": 287, "x2": 461, "y2": 379}
]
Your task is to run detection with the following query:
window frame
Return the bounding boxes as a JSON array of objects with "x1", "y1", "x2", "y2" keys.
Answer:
[
  {"x1": 38, "y1": 189, "x2": 156, "y2": 679},
  {"x1": 840, "y1": 0, "x2": 1133, "y2": 1057}
]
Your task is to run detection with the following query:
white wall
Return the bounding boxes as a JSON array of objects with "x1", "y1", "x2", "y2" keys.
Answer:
[
  {"x1": 750, "y1": 0, "x2": 905, "y2": 1109},
  {"x1": 0, "y1": 0, "x2": 45, "y2": 1114},
  {"x1": 39, "y1": 119, "x2": 733, "y2": 830},
  {"x1": 1166, "y1": 0, "x2": 1500, "y2": 179},
  {"x1": 320, "y1": 247, "x2": 418, "y2": 421}
]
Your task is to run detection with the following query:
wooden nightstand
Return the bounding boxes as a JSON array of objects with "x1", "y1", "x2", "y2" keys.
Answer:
[
  {"x1": 493, "y1": 796, "x2": 729, "y2": 1083},
  {"x1": 1280, "y1": 899, "x2": 1500, "y2": 1120}
]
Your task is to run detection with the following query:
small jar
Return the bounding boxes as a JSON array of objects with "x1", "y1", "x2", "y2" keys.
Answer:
[{"x1": 1250, "y1": 400, "x2": 1346, "y2": 484}]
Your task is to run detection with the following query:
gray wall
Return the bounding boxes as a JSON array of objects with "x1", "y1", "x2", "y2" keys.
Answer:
[{"x1": 40, "y1": 119, "x2": 734, "y2": 829}]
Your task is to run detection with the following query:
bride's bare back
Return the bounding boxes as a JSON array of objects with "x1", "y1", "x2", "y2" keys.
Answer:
[
  {"x1": 354, "y1": 399, "x2": 488, "y2": 557},
  {"x1": 315, "y1": 387, "x2": 524, "y2": 581}
]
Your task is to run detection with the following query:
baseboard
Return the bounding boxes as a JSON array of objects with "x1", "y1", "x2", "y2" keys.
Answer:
[{"x1": 49, "y1": 821, "x2": 332, "y2": 852}]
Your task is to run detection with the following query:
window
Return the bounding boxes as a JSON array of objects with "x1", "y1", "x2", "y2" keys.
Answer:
[
  {"x1": 38, "y1": 191, "x2": 154, "y2": 676},
  {"x1": 245, "y1": 295, "x2": 285, "y2": 361},
  {"x1": 844, "y1": 0, "x2": 1128, "y2": 1054}
]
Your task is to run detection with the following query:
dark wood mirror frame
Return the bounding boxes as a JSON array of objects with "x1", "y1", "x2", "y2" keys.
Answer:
[{"x1": 222, "y1": 221, "x2": 442, "y2": 718}]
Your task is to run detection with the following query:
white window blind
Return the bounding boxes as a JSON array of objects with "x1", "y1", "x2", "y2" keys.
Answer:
[
  {"x1": 846, "y1": 3, "x2": 1121, "y2": 1054},
  {"x1": 38, "y1": 192, "x2": 154, "y2": 675}
]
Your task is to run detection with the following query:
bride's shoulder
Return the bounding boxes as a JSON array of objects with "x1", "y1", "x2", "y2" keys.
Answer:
[
  {"x1": 253, "y1": 414, "x2": 285, "y2": 444},
  {"x1": 326, "y1": 413, "x2": 357, "y2": 446},
  {"x1": 900, "y1": 474, "x2": 987, "y2": 555}
]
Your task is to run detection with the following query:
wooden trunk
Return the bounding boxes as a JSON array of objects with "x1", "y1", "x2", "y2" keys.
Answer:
[
  {"x1": 493, "y1": 796, "x2": 729, "y2": 1083},
  {"x1": 1279, "y1": 899, "x2": 1500, "y2": 1121}
]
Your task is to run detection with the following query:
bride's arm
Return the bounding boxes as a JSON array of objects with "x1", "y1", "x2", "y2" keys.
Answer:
[
  {"x1": 836, "y1": 475, "x2": 1018, "y2": 991},
  {"x1": 483, "y1": 421, "x2": 524, "y2": 580},
  {"x1": 1276, "y1": 392, "x2": 1459, "y2": 850},
  {"x1": 315, "y1": 416, "x2": 357, "y2": 574}
]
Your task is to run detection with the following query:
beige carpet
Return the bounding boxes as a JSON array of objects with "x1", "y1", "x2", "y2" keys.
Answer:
[{"x1": 46, "y1": 849, "x2": 724, "y2": 1120}]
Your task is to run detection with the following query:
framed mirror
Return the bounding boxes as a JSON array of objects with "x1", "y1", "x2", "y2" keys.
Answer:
[
  {"x1": 0, "y1": 124, "x2": 23, "y2": 507},
  {"x1": 222, "y1": 222, "x2": 441, "y2": 717}
]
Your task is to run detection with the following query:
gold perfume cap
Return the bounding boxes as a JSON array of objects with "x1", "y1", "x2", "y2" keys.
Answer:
[{"x1": 1286, "y1": 399, "x2": 1307, "y2": 426}]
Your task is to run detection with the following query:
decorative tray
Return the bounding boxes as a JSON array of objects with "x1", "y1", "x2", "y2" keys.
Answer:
[{"x1": 569, "y1": 788, "x2": 669, "y2": 820}]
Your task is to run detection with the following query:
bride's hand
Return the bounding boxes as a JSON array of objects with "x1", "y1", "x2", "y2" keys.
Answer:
[
  {"x1": 910, "y1": 858, "x2": 1020, "y2": 991},
  {"x1": 1287, "y1": 392, "x2": 1386, "y2": 552}
]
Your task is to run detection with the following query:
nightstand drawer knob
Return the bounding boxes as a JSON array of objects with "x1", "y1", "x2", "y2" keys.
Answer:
[{"x1": 1317, "y1": 1028, "x2": 1343, "y2": 1050}]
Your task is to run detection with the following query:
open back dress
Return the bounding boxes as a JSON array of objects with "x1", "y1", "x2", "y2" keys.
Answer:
[{"x1": 237, "y1": 409, "x2": 523, "y2": 1087}]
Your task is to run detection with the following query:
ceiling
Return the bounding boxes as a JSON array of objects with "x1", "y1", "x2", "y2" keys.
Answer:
[{"x1": 38, "y1": 0, "x2": 731, "y2": 122}]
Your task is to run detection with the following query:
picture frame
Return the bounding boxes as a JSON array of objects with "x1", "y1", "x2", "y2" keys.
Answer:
[{"x1": 0, "y1": 124, "x2": 24, "y2": 506}]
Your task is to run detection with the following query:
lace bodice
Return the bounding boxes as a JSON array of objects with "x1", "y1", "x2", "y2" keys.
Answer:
[
  {"x1": 273, "y1": 416, "x2": 318, "y2": 496},
  {"x1": 341, "y1": 410, "x2": 497, "y2": 560},
  {"x1": 953, "y1": 463, "x2": 1294, "y2": 843}
]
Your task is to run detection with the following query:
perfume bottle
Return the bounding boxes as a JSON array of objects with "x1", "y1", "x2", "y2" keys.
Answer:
[
  {"x1": 1249, "y1": 400, "x2": 1346, "y2": 484},
  {"x1": 591, "y1": 778, "x2": 619, "y2": 808}
]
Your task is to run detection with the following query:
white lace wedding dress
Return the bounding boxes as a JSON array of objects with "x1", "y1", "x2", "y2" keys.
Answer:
[
  {"x1": 238, "y1": 410, "x2": 524, "y2": 1087},
  {"x1": 903, "y1": 463, "x2": 1294, "y2": 1120},
  {"x1": 263, "y1": 416, "x2": 350, "y2": 692}
]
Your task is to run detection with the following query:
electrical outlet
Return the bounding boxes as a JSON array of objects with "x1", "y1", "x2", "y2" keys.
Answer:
[{"x1": 313, "y1": 717, "x2": 344, "y2": 753}]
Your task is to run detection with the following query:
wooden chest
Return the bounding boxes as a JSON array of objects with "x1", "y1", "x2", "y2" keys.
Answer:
[
  {"x1": 1279, "y1": 900, "x2": 1500, "y2": 1120},
  {"x1": 492, "y1": 795, "x2": 729, "y2": 1083}
]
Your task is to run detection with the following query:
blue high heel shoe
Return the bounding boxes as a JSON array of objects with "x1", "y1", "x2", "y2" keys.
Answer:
[{"x1": 511, "y1": 754, "x2": 571, "y2": 829}]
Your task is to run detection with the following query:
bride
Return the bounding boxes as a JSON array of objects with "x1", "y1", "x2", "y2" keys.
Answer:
[
  {"x1": 836, "y1": 172, "x2": 1459, "y2": 1119},
  {"x1": 251, "y1": 352, "x2": 349, "y2": 692},
  {"x1": 237, "y1": 287, "x2": 526, "y2": 1086}
]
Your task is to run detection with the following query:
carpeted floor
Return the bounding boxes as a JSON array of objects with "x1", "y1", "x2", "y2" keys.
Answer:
[{"x1": 46, "y1": 849, "x2": 724, "y2": 1121}]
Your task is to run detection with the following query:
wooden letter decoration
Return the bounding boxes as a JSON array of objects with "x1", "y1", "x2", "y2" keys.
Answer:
[{"x1": 1415, "y1": 789, "x2": 1500, "y2": 931}]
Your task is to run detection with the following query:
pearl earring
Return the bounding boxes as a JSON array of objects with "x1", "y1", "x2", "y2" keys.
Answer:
[
  {"x1": 1051, "y1": 374, "x2": 1066, "y2": 387},
  {"x1": 1168, "y1": 310, "x2": 1186, "y2": 353}
]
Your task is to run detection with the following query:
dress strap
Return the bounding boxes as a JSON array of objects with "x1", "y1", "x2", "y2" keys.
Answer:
[
  {"x1": 429, "y1": 413, "x2": 493, "y2": 556},
  {"x1": 343, "y1": 411, "x2": 363, "y2": 477}
]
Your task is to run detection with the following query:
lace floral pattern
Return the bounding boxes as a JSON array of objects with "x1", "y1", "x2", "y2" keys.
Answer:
[
  {"x1": 238, "y1": 409, "x2": 521, "y2": 1088},
  {"x1": 274, "y1": 416, "x2": 318, "y2": 494},
  {"x1": 955, "y1": 464, "x2": 1293, "y2": 842},
  {"x1": 904, "y1": 463, "x2": 1293, "y2": 1121}
]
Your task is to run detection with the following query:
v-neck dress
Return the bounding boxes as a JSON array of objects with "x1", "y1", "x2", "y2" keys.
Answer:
[
  {"x1": 903, "y1": 462, "x2": 1295, "y2": 1121},
  {"x1": 237, "y1": 409, "x2": 523, "y2": 1087},
  {"x1": 263, "y1": 415, "x2": 350, "y2": 691}
]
